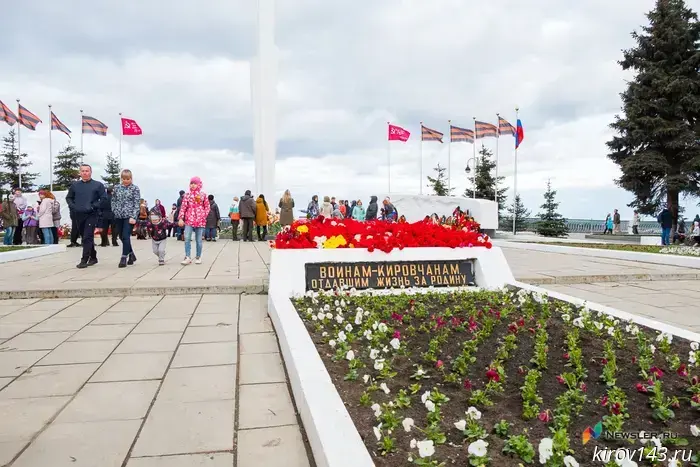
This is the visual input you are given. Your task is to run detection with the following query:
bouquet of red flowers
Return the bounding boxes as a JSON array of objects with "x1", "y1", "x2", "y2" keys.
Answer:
[{"x1": 272, "y1": 216, "x2": 492, "y2": 253}]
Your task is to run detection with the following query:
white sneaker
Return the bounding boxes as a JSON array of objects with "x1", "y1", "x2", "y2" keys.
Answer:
[
  {"x1": 181, "y1": 257, "x2": 192, "y2": 265},
  {"x1": 194, "y1": 257, "x2": 202, "y2": 265}
]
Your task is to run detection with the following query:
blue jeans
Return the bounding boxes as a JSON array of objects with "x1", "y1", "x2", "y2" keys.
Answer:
[
  {"x1": 661, "y1": 227, "x2": 671, "y2": 245},
  {"x1": 3, "y1": 227, "x2": 14, "y2": 245},
  {"x1": 205, "y1": 227, "x2": 217, "y2": 239},
  {"x1": 115, "y1": 218, "x2": 134, "y2": 257},
  {"x1": 41, "y1": 227, "x2": 53, "y2": 245},
  {"x1": 184, "y1": 226, "x2": 204, "y2": 258}
]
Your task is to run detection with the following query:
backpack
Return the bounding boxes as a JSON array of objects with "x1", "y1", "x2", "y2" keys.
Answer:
[{"x1": 52, "y1": 200, "x2": 61, "y2": 221}]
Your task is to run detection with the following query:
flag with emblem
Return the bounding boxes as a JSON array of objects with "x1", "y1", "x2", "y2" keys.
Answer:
[
  {"x1": 0, "y1": 101, "x2": 17, "y2": 127},
  {"x1": 421, "y1": 125, "x2": 443, "y2": 143},
  {"x1": 450, "y1": 125, "x2": 474, "y2": 143},
  {"x1": 82, "y1": 115, "x2": 108, "y2": 135},
  {"x1": 50, "y1": 112, "x2": 71, "y2": 137},
  {"x1": 18, "y1": 104, "x2": 42, "y2": 130}
]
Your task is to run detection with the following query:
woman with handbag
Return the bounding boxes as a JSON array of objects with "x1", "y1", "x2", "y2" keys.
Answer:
[{"x1": 229, "y1": 197, "x2": 240, "y2": 240}]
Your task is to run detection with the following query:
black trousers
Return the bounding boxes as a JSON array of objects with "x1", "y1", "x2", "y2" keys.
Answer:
[
  {"x1": 70, "y1": 215, "x2": 81, "y2": 244},
  {"x1": 241, "y1": 218, "x2": 254, "y2": 241},
  {"x1": 76, "y1": 214, "x2": 97, "y2": 262},
  {"x1": 256, "y1": 225, "x2": 268, "y2": 240},
  {"x1": 231, "y1": 220, "x2": 239, "y2": 240},
  {"x1": 13, "y1": 217, "x2": 23, "y2": 245},
  {"x1": 632, "y1": 226, "x2": 639, "y2": 235},
  {"x1": 100, "y1": 219, "x2": 118, "y2": 245},
  {"x1": 51, "y1": 226, "x2": 59, "y2": 244}
]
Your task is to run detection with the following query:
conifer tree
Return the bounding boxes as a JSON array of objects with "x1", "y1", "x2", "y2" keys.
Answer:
[
  {"x1": 53, "y1": 145, "x2": 82, "y2": 191},
  {"x1": 0, "y1": 129, "x2": 39, "y2": 192},
  {"x1": 503, "y1": 195, "x2": 531, "y2": 233},
  {"x1": 463, "y1": 145, "x2": 508, "y2": 216},
  {"x1": 607, "y1": 0, "x2": 700, "y2": 230},
  {"x1": 426, "y1": 163, "x2": 453, "y2": 196},
  {"x1": 536, "y1": 180, "x2": 568, "y2": 237},
  {"x1": 102, "y1": 152, "x2": 121, "y2": 187}
]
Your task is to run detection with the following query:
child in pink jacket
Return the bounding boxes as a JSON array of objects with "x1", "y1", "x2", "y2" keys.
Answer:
[{"x1": 178, "y1": 176, "x2": 210, "y2": 265}]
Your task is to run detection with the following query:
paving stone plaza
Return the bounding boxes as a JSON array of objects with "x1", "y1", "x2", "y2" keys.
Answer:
[{"x1": 0, "y1": 239, "x2": 696, "y2": 466}]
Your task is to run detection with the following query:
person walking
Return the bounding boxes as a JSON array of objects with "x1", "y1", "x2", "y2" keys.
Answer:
[
  {"x1": 168, "y1": 204, "x2": 176, "y2": 237},
  {"x1": 154, "y1": 199, "x2": 166, "y2": 218},
  {"x1": 278, "y1": 189, "x2": 294, "y2": 227},
  {"x1": 632, "y1": 210, "x2": 640, "y2": 235},
  {"x1": 603, "y1": 214, "x2": 613, "y2": 234},
  {"x1": 239, "y1": 190, "x2": 256, "y2": 241},
  {"x1": 66, "y1": 164, "x2": 104, "y2": 268},
  {"x1": 12, "y1": 189, "x2": 27, "y2": 245},
  {"x1": 99, "y1": 187, "x2": 118, "y2": 247},
  {"x1": 255, "y1": 194, "x2": 270, "y2": 241},
  {"x1": 174, "y1": 190, "x2": 185, "y2": 240},
  {"x1": 352, "y1": 199, "x2": 366, "y2": 220},
  {"x1": 22, "y1": 204, "x2": 39, "y2": 244},
  {"x1": 229, "y1": 197, "x2": 240, "y2": 240},
  {"x1": 320, "y1": 196, "x2": 332, "y2": 218},
  {"x1": 0, "y1": 194, "x2": 18, "y2": 246},
  {"x1": 111, "y1": 169, "x2": 141, "y2": 268},
  {"x1": 612, "y1": 209, "x2": 621, "y2": 234},
  {"x1": 657, "y1": 205, "x2": 672, "y2": 246},
  {"x1": 205, "y1": 194, "x2": 220, "y2": 241},
  {"x1": 365, "y1": 196, "x2": 379, "y2": 221},
  {"x1": 38, "y1": 191, "x2": 55, "y2": 244},
  {"x1": 178, "y1": 176, "x2": 210, "y2": 265},
  {"x1": 304, "y1": 195, "x2": 319, "y2": 219}
]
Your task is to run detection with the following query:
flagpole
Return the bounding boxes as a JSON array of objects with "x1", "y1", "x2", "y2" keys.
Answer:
[
  {"x1": 419, "y1": 122, "x2": 423, "y2": 195},
  {"x1": 495, "y1": 113, "x2": 500, "y2": 203},
  {"x1": 119, "y1": 112, "x2": 123, "y2": 170},
  {"x1": 16, "y1": 99, "x2": 21, "y2": 189},
  {"x1": 49, "y1": 105, "x2": 53, "y2": 191},
  {"x1": 80, "y1": 109, "x2": 84, "y2": 164},
  {"x1": 472, "y1": 117, "x2": 476, "y2": 199},
  {"x1": 447, "y1": 120, "x2": 451, "y2": 195},
  {"x1": 513, "y1": 107, "x2": 519, "y2": 235}
]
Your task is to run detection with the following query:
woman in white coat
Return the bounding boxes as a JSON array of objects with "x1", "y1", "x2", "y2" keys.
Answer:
[{"x1": 38, "y1": 190, "x2": 55, "y2": 244}]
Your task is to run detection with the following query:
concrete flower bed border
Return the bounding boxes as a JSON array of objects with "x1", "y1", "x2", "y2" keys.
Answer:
[
  {"x1": 0, "y1": 244, "x2": 65, "y2": 264},
  {"x1": 267, "y1": 247, "x2": 700, "y2": 467}
]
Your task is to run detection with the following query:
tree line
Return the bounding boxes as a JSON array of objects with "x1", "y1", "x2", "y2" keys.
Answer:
[{"x1": 0, "y1": 129, "x2": 122, "y2": 195}]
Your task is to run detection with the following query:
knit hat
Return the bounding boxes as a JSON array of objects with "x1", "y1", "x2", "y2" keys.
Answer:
[{"x1": 190, "y1": 176, "x2": 202, "y2": 187}]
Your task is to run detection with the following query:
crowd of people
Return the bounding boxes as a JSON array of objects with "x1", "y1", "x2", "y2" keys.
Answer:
[{"x1": 0, "y1": 188, "x2": 62, "y2": 246}]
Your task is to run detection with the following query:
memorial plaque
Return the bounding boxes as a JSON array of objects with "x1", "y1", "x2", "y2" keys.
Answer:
[{"x1": 305, "y1": 260, "x2": 475, "y2": 291}]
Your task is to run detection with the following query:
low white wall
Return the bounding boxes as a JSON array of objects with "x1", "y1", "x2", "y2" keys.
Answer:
[
  {"x1": 378, "y1": 194, "x2": 498, "y2": 230},
  {"x1": 499, "y1": 241, "x2": 700, "y2": 269},
  {"x1": 0, "y1": 244, "x2": 66, "y2": 264}
]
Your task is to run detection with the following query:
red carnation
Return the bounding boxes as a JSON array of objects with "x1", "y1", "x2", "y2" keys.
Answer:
[
  {"x1": 508, "y1": 323, "x2": 518, "y2": 334},
  {"x1": 393, "y1": 330, "x2": 401, "y2": 339},
  {"x1": 677, "y1": 364, "x2": 688, "y2": 377},
  {"x1": 650, "y1": 366, "x2": 664, "y2": 379},
  {"x1": 436, "y1": 360, "x2": 444, "y2": 369},
  {"x1": 556, "y1": 375, "x2": 565, "y2": 385},
  {"x1": 631, "y1": 356, "x2": 637, "y2": 364},
  {"x1": 517, "y1": 317, "x2": 525, "y2": 327},
  {"x1": 463, "y1": 379, "x2": 473, "y2": 390},
  {"x1": 636, "y1": 382, "x2": 648, "y2": 393},
  {"x1": 601, "y1": 358, "x2": 608, "y2": 365},
  {"x1": 563, "y1": 353, "x2": 570, "y2": 360},
  {"x1": 692, "y1": 394, "x2": 700, "y2": 404},
  {"x1": 486, "y1": 368, "x2": 500, "y2": 382},
  {"x1": 580, "y1": 382, "x2": 587, "y2": 393},
  {"x1": 611, "y1": 402, "x2": 622, "y2": 415},
  {"x1": 601, "y1": 395, "x2": 609, "y2": 406},
  {"x1": 538, "y1": 410, "x2": 552, "y2": 422}
]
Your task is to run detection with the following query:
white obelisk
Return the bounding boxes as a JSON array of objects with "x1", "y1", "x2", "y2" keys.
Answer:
[{"x1": 251, "y1": 0, "x2": 277, "y2": 199}]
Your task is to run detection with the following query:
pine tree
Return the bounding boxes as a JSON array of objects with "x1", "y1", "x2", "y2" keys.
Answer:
[
  {"x1": 53, "y1": 145, "x2": 82, "y2": 191},
  {"x1": 102, "y1": 152, "x2": 121, "y2": 187},
  {"x1": 0, "y1": 129, "x2": 39, "y2": 192},
  {"x1": 503, "y1": 195, "x2": 531, "y2": 233},
  {"x1": 536, "y1": 180, "x2": 568, "y2": 237},
  {"x1": 607, "y1": 0, "x2": 700, "y2": 231},
  {"x1": 426, "y1": 163, "x2": 453, "y2": 196},
  {"x1": 463, "y1": 145, "x2": 509, "y2": 216}
]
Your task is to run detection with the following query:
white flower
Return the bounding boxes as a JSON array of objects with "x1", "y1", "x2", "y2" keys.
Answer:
[
  {"x1": 424, "y1": 400, "x2": 436, "y2": 412},
  {"x1": 638, "y1": 431, "x2": 648, "y2": 444},
  {"x1": 616, "y1": 455, "x2": 637, "y2": 467},
  {"x1": 363, "y1": 329, "x2": 372, "y2": 339},
  {"x1": 572, "y1": 317, "x2": 584, "y2": 328},
  {"x1": 466, "y1": 407, "x2": 482, "y2": 420},
  {"x1": 649, "y1": 437, "x2": 662, "y2": 449},
  {"x1": 374, "y1": 359, "x2": 385, "y2": 371},
  {"x1": 656, "y1": 332, "x2": 673, "y2": 344},
  {"x1": 316, "y1": 312, "x2": 325, "y2": 320},
  {"x1": 328, "y1": 340, "x2": 336, "y2": 348},
  {"x1": 402, "y1": 418, "x2": 414, "y2": 432},
  {"x1": 321, "y1": 331, "x2": 328, "y2": 337},
  {"x1": 421, "y1": 391, "x2": 431, "y2": 404},
  {"x1": 417, "y1": 439, "x2": 435, "y2": 458},
  {"x1": 538, "y1": 438, "x2": 553, "y2": 464},
  {"x1": 649, "y1": 344, "x2": 656, "y2": 354},
  {"x1": 362, "y1": 374, "x2": 370, "y2": 384},
  {"x1": 691, "y1": 424, "x2": 700, "y2": 436},
  {"x1": 561, "y1": 313, "x2": 570, "y2": 322},
  {"x1": 371, "y1": 403, "x2": 381, "y2": 417},
  {"x1": 354, "y1": 313, "x2": 362, "y2": 325},
  {"x1": 345, "y1": 324, "x2": 353, "y2": 333},
  {"x1": 337, "y1": 331, "x2": 346, "y2": 342},
  {"x1": 594, "y1": 321, "x2": 603, "y2": 330},
  {"x1": 468, "y1": 439, "x2": 488, "y2": 457},
  {"x1": 325, "y1": 313, "x2": 333, "y2": 320},
  {"x1": 369, "y1": 349, "x2": 380, "y2": 359},
  {"x1": 563, "y1": 456, "x2": 579, "y2": 467},
  {"x1": 380, "y1": 383, "x2": 390, "y2": 394},
  {"x1": 340, "y1": 299, "x2": 346, "y2": 307},
  {"x1": 389, "y1": 338, "x2": 401, "y2": 350},
  {"x1": 454, "y1": 419, "x2": 466, "y2": 431},
  {"x1": 355, "y1": 306, "x2": 362, "y2": 313},
  {"x1": 335, "y1": 314, "x2": 344, "y2": 324},
  {"x1": 378, "y1": 323, "x2": 388, "y2": 333},
  {"x1": 324, "y1": 304, "x2": 331, "y2": 311},
  {"x1": 607, "y1": 326, "x2": 616, "y2": 337},
  {"x1": 334, "y1": 300, "x2": 339, "y2": 307},
  {"x1": 372, "y1": 322, "x2": 379, "y2": 331},
  {"x1": 410, "y1": 438, "x2": 417, "y2": 449},
  {"x1": 668, "y1": 458, "x2": 681, "y2": 467},
  {"x1": 690, "y1": 352, "x2": 697, "y2": 364},
  {"x1": 691, "y1": 342, "x2": 699, "y2": 351},
  {"x1": 306, "y1": 307, "x2": 313, "y2": 314},
  {"x1": 345, "y1": 350, "x2": 355, "y2": 361},
  {"x1": 373, "y1": 425, "x2": 381, "y2": 441}
]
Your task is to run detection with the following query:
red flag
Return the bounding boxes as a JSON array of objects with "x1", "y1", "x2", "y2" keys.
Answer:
[
  {"x1": 121, "y1": 117, "x2": 142, "y2": 136},
  {"x1": 388, "y1": 123, "x2": 410, "y2": 142}
]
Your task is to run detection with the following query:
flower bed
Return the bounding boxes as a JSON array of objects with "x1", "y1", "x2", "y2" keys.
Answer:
[
  {"x1": 273, "y1": 216, "x2": 491, "y2": 253},
  {"x1": 292, "y1": 289, "x2": 700, "y2": 466}
]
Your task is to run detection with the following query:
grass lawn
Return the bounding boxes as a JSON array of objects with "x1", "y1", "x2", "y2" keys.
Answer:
[
  {"x1": 529, "y1": 242, "x2": 700, "y2": 257},
  {"x1": 0, "y1": 246, "x2": 36, "y2": 253},
  {"x1": 294, "y1": 289, "x2": 700, "y2": 466}
]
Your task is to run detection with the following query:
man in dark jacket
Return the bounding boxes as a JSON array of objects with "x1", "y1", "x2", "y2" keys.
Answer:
[
  {"x1": 365, "y1": 195, "x2": 379, "y2": 220},
  {"x1": 66, "y1": 164, "x2": 104, "y2": 268},
  {"x1": 174, "y1": 190, "x2": 185, "y2": 240},
  {"x1": 99, "y1": 187, "x2": 118, "y2": 247},
  {"x1": 205, "y1": 194, "x2": 221, "y2": 241},
  {"x1": 657, "y1": 206, "x2": 672, "y2": 246},
  {"x1": 612, "y1": 209, "x2": 621, "y2": 234},
  {"x1": 239, "y1": 190, "x2": 257, "y2": 241}
]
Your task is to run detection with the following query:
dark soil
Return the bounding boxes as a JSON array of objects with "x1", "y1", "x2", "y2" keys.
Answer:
[{"x1": 294, "y1": 290, "x2": 700, "y2": 466}]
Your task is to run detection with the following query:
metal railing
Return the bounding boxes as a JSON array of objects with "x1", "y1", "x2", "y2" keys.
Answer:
[{"x1": 499, "y1": 218, "x2": 662, "y2": 234}]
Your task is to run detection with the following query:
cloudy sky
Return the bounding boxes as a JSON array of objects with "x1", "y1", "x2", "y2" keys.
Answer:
[{"x1": 2, "y1": 0, "x2": 695, "y2": 221}]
